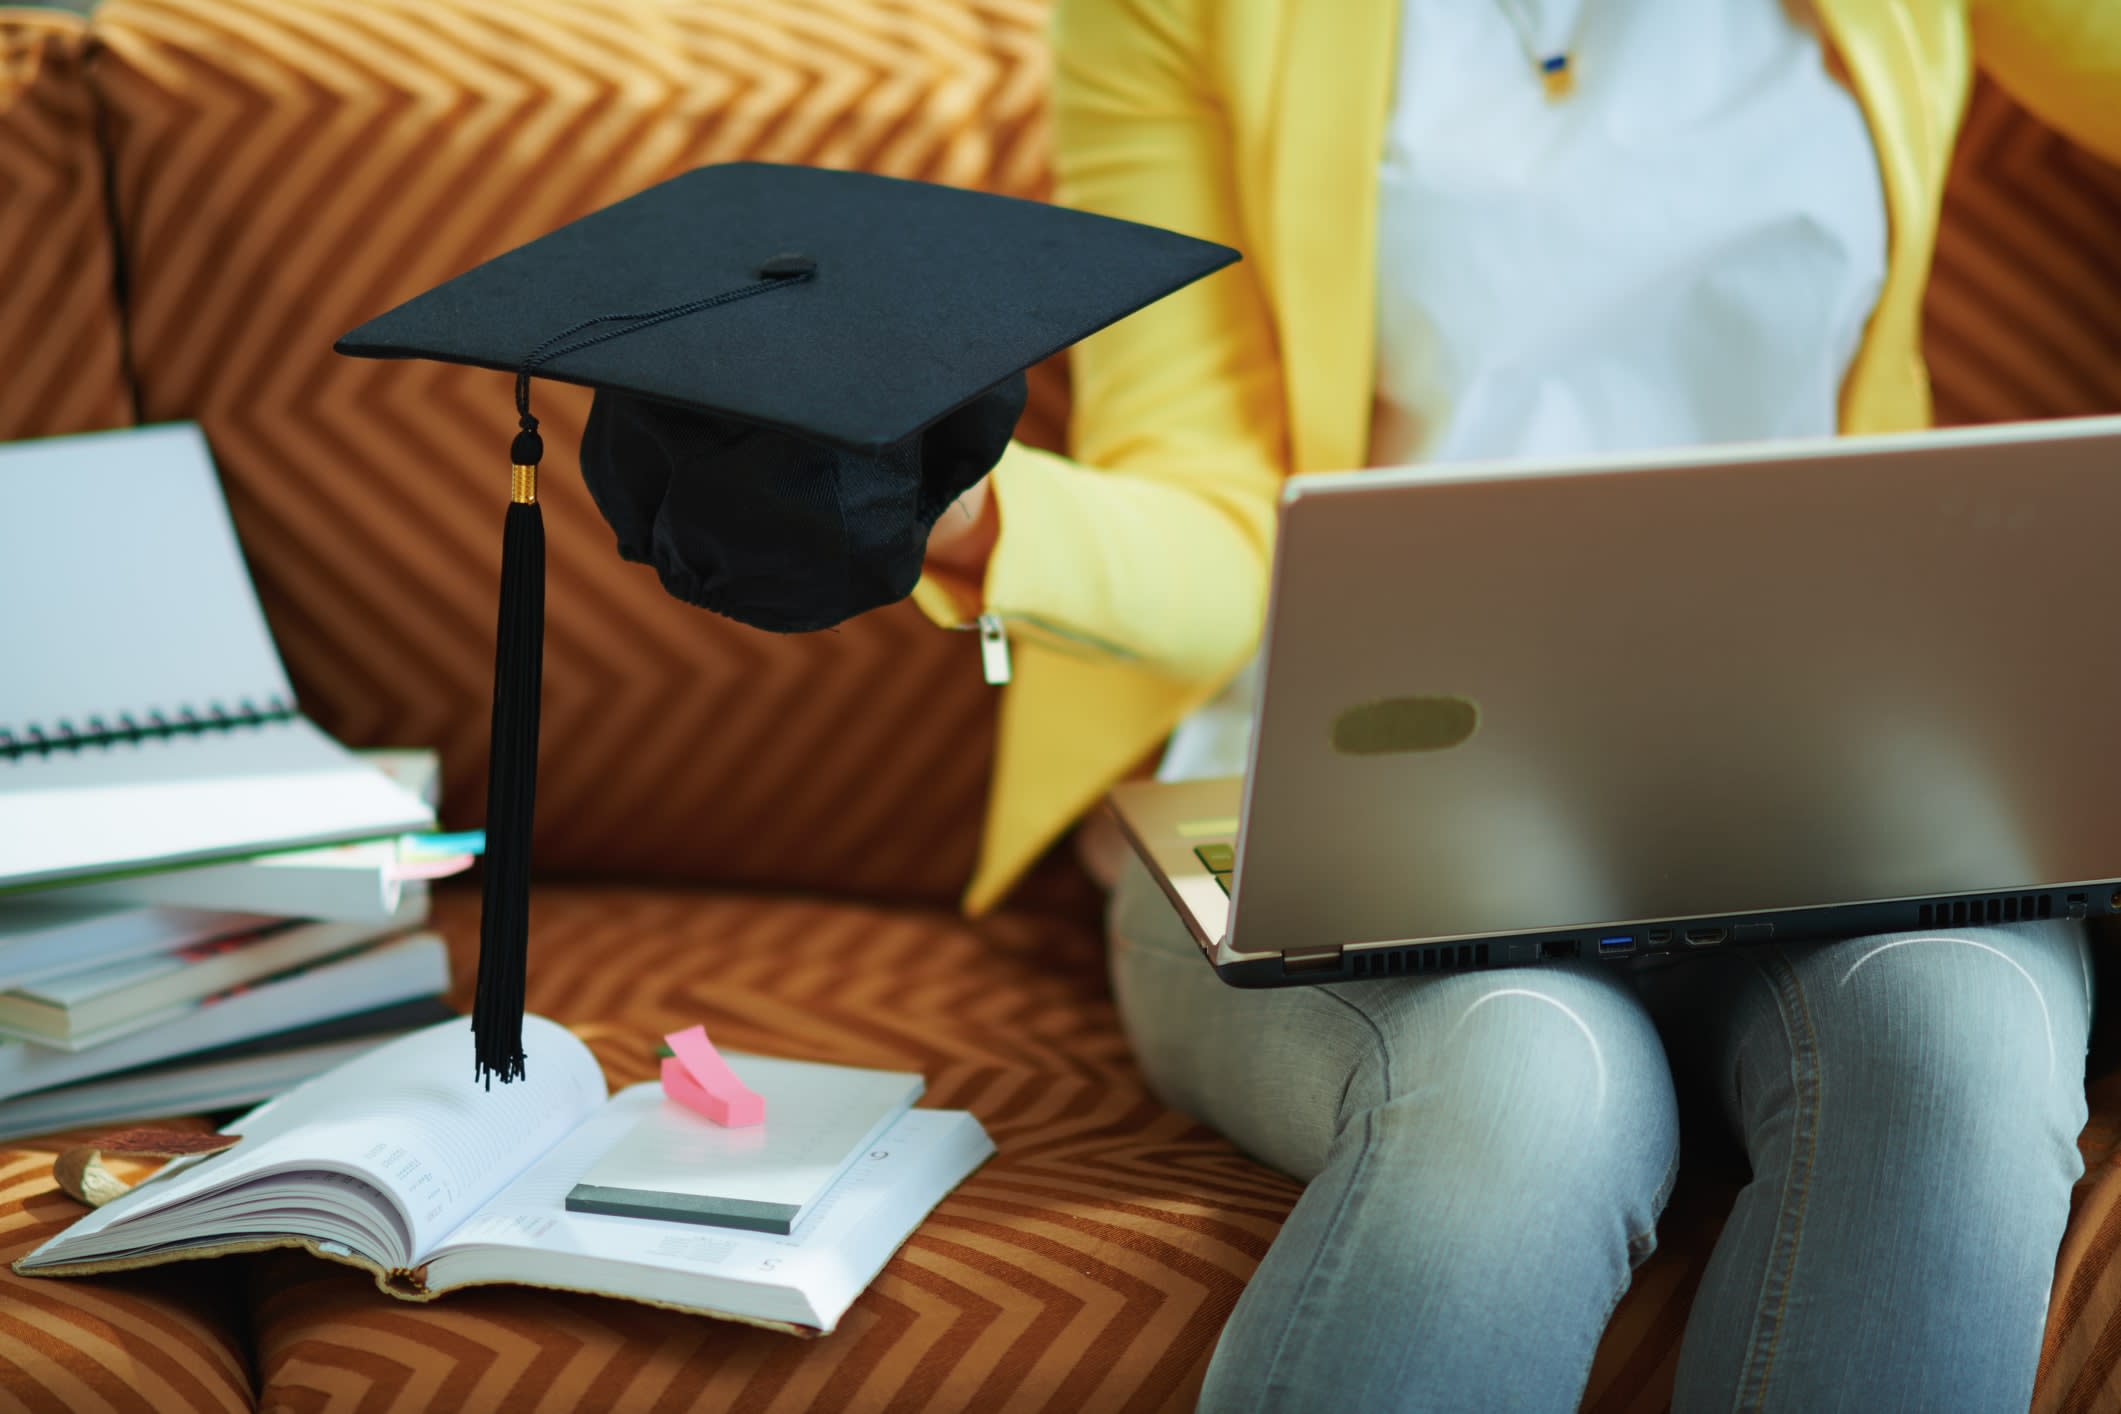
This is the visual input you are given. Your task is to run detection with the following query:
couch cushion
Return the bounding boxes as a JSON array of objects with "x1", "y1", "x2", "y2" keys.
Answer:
[
  {"x1": 2035, "y1": 1071, "x2": 2121, "y2": 1411},
  {"x1": 82, "y1": 0, "x2": 1068, "y2": 906},
  {"x1": 73, "y1": 0, "x2": 2119, "y2": 911},
  {"x1": 232, "y1": 887, "x2": 2121, "y2": 1411},
  {"x1": 244, "y1": 885, "x2": 1300, "y2": 1410},
  {"x1": 1926, "y1": 76, "x2": 2121, "y2": 426},
  {"x1": 1, "y1": 1131, "x2": 255, "y2": 1414},
  {"x1": 0, "y1": 10, "x2": 133, "y2": 441}
]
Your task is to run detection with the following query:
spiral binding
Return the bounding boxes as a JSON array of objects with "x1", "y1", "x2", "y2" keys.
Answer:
[{"x1": 0, "y1": 695, "x2": 298, "y2": 758}]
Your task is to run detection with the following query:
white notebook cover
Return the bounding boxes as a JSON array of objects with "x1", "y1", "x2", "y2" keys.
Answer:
[{"x1": 0, "y1": 425, "x2": 432, "y2": 887}]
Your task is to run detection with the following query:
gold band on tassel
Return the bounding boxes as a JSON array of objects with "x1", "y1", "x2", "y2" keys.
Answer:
[{"x1": 510, "y1": 463, "x2": 538, "y2": 505}]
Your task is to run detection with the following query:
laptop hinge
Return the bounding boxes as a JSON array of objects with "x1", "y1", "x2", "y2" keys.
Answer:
[{"x1": 1282, "y1": 947, "x2": 1344, "y2": 975}]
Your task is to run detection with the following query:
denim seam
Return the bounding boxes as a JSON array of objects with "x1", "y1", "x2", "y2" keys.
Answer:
[
  {"x1": 1576, "y1": 1143, "x2": 1683, "y2": 1401},
  {"x1": 1319, "y1": 985, "x2": 1399, "y2": 1128},
  {"x1": 1643, "y1": 1143, "x2": 1682, "y2": 1255},
  {"x1": 1249, "y1": 1108, "x2": 1380, "y2": 1410},
  {"x1": 1733, "y1": 951, "x2": 1824, "y2": 1412},
  {"x1": 1247, "y1": 987, "x2": 1396, "y2": 1412}
]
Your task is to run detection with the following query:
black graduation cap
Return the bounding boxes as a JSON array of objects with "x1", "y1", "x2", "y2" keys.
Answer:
[{"x1": 335, "y1": 162, "x2": 1238, "y2": 1086}]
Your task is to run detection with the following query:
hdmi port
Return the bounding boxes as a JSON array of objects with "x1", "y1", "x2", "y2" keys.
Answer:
[{"x1": 1683, "y1": 927, "x2": 1728, "y2": 947}]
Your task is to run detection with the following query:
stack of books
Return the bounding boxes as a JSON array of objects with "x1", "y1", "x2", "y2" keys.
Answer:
[
  {"x1": 0, "y1": 749, "x2": 464, "y2": 1141},
  {"x1": 0, "y1": 425, "x2": 470, "y2": 1142}
]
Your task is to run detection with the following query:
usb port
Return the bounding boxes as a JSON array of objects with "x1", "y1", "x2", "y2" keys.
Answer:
[
  {"x1": 1683, "y1": 927, "x2": 1727, "y2": 947},
  {"x1": 1598, "y1": 935, "x2": 1637, "y2": 956},
  {"x1": 1539, "y1": 939, "x2": 1579, "y2": 960}
]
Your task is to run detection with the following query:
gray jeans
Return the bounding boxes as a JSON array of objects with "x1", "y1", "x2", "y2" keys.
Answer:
[{"x1": 1108, "y1": 857, "x2": 2093, "y2": 1413}]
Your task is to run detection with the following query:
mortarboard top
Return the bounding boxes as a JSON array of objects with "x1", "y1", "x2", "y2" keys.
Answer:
[
  {"x1": 333, "y1": 162, "x2": 1239, "y2": 1088},
  {"x1": 337, "y1": 161, "x2": 1238, "y2": 452}
]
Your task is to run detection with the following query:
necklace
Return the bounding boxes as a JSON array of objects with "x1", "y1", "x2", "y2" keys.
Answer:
[{"x1": 1492, "y1": 0, "x2": 1584, "y2": 100}]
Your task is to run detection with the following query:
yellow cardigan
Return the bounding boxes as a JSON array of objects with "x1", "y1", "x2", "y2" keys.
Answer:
[{"x1": 917, "y1": 0, "x2": 2121, "y2": 916}]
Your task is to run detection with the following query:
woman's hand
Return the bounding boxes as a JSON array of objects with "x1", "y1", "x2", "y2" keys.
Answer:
[{"x1": 924, "y1": 473, "x2": 999, "y2": 581}]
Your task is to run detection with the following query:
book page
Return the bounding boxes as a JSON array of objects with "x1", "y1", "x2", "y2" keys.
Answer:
[
  {"x1": 45, "y1": 1016, "x2": 605, "y2": 1263},
  {"x1": 235, "y1": 1015, "x2": 607, "y2": 1256}
]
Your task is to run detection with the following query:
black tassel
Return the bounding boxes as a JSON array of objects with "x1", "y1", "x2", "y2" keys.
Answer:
[{"x1": 474, "y1": 439, "x2": 545, "y2": 1086}]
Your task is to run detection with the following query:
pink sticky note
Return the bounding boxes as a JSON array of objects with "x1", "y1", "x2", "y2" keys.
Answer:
[
  {"x1": 384, "y1": 853, "x2": 475, "y2": 882},
  {"x1": 661, "y1": 1025, "x2": 766, "y2": 1127}
]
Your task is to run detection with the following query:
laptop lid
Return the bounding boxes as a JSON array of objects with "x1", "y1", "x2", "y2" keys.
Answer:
[{"x1": 1220, "y1": 415, "x2": 2121, "y2": 963}]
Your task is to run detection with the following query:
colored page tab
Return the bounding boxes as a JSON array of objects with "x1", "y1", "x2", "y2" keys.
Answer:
[
  {"x1": 662, "y1": 1024, "x2": 766, "y2": 1127},
  {"x1": 384, "y1": 854, "x2": 473, "y2": 882},
  {"x1": 400, "y1": 830, "x2": 485, "y2": 858}
]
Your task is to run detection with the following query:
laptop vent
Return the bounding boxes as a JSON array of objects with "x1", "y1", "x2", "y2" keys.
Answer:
[
  {"x1": 1917, "y1": 894, "x2": 2052, "y2": 929},
  {"x1": 1350, "y1": 942, "x2": 1490, "y2": 980}
]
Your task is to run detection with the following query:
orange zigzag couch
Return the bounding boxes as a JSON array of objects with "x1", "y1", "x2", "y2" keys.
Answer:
[{"x1": 2, "y1": 2, "x2": 2120, "y2": 1409}]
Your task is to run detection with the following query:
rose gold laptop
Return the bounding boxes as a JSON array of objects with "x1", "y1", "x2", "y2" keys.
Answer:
[{"x1": 1107, "y1": 416, "x2": 2121, "y2": 986}]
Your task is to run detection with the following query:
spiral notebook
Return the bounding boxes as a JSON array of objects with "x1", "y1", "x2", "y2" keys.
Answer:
[{"x1": 0, "y1": 424, "x2": 434, "y2": 891}]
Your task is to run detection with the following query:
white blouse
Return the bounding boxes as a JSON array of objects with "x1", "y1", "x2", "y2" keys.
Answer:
[{"x1": 1156, "y1": 0, "x2": 1888, "y2": 783}]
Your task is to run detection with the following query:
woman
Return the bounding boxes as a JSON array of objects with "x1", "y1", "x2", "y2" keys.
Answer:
[{"x1": 918, "y1": 1, "x2": 2121, "y2": 1407}]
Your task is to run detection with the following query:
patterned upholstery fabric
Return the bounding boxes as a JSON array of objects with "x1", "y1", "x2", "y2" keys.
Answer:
[
  {"x1": 3, "y1": 886, "x2": 2115, "y2": 1412},
  {"x1": 224, "y1": 888, "x2": 2121, "y2": 1412},
  {"x1": 0, "y1": 1141, "x2": 252, "y2": 1413},
  {"x1": 0, "y1": 20, "x2": 249, "y2": 1408},
  {"x1": 82, "y1": 0, "x2": 1070, "y2": 906},
  {"x1": 1927, "y1": 78, "x2": 2121, "y2": 427},
  {"x1": 0, "y1": 1, "x2": 2116, "y2": 1409},
  {"x1": 2039, "y1": 1073, "x2": 2121, "y2": 1413},
  {"x1": 59, "y1": 0, "x2": 2121, "y2": 908},
  {"x1": 0, "y1": 10, "x2": 132, "y2": 439},
  {"x1": 245, "y1": 885, "x2": 1301, "y2": 1412}
]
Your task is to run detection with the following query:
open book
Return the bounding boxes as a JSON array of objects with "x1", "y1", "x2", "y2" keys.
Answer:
[{"x1": 18, "y1": 1017, "x2": 993, "y2": 1334}]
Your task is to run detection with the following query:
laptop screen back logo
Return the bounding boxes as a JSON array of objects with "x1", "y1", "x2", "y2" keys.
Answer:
[{"x1": 1331, "y1": 696, "x2": 1480, "y2": 755}]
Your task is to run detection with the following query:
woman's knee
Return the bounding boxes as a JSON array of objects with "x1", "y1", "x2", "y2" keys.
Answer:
[
  {"x1": 1353, "y1": 968, "x2": 1681, "y2": 1204},
  {"x1": 1775, "y1": 921, "x2": 2092, "y2": 1153}
]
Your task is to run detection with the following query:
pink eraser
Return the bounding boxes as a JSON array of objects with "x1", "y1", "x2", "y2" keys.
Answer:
[{"x1": 661, "y1": 1025, "x2": 766, "y2": 1127}]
